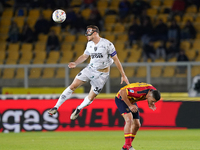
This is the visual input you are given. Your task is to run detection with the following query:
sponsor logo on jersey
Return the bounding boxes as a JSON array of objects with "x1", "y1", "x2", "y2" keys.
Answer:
[{"x1": 91, "y1": 53, "x2": 103, "y2": 59}]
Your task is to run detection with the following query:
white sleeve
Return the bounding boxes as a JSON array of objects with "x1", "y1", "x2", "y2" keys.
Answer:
[{"x1": 107, "y1": 42, "x2": 117, "y2": 57}]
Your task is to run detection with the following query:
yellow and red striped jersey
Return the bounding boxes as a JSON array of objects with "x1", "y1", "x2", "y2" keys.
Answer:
[{"x1": 116, "y1": 82, "x2": 157, "y2": 104}]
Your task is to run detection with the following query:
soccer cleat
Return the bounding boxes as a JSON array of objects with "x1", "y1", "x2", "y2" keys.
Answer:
[
  {"x1": 70, "y1": 108, "x2": 81, "y2": 120},
  {"x1": 121, "y1": 146, "x2": 135, "y2": 150},
  {"x1": 129, "y1": 146, "x2": 135, "y2": 150},
  {"x1": 48, "y1": 107, "x2": 57, "y2": 115}
]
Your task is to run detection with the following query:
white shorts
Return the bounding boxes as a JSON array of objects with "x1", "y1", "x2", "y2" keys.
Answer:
[{"x1": 75, "y1": 66, "x2": 109, "y2": 94}]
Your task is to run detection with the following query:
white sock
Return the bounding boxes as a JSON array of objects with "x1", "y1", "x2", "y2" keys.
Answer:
[
  {"x1": 55, "y1": 87, "x2": 73, "y2": 109},
  {"x1": 77, "y1": 96, "x2": 93, "y2": 110}
]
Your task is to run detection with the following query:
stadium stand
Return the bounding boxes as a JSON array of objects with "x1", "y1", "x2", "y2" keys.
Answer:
[{"x1": 0, "y1": 0, "x2": 200, "y2": 82}]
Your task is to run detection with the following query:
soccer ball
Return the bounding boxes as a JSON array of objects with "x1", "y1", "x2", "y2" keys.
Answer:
[{"x1": 52, "y1": 9, "x2": 66, "y2": 23}]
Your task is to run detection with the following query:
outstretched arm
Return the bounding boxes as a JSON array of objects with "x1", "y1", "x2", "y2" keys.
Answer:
[
  {"x1": 68, "y1": 54, "x2": 89, "y2": 68},
  {"x1": 112, "y1": 55, "x2": 130, "y2": 84}
]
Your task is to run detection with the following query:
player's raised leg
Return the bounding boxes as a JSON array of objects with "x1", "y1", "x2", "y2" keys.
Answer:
[
  {"x1": 70, "y1": 87, "x2": 97, "y2": 120},
  {"x1": 48, "y1": 78, "x2": 85, "y2": 115}
]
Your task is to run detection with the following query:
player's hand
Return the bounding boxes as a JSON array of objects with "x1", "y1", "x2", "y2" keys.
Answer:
[
  {"x1": 68, "y1": 62, "x2": 76, "y2": 68},
  {"x1": 129, "y1": 105, "x2": 138, "y2": 113},
  {"x1": 121, "y1": 75, "x2": 130, "y2": 85}
]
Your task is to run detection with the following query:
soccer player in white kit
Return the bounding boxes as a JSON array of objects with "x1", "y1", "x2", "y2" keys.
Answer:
[{"x1": 48, "y1": 25, "x2": 130, "y2": 120}]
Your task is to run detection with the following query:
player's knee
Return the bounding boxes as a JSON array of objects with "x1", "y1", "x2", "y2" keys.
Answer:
[
  {"x1": 125, "y1": 116, "x2": 133, "y2": 126},
  {"x1": 134, "y1": 121, "x2": 141, "y2": 130}
]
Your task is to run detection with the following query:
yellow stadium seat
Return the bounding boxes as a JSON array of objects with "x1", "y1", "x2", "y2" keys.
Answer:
[
  {"x1": 167, "y1": 57, "x2": 177, "y2": 62},
  {"x1": 1, "y1": 9, "x2": 13, "y2": 19},
  {"x1": 193, "y1": 23, "x2": 200, "y2": 32},
  {"x1": 195, "y1": 16, "x2": 200, "y2": 23},
  {"x1": 70, "y1": 0, "x2": 82, "y2": 6},
  {"x1": 69, "y1": 68, "x2": 81, "y2": 78},
  {"x1": 117, "y1": 50, "x2": 128, "y2": 62},
  {"x1": 153, "y1": 41, "x2": 162, "y2": 49},
  {"x1": 43, "y1": 9, "x2": 53, "y2": 20},
  {"x1": 180, "y1": 41, "x2": 191, "y2": 50},
  {"x1": 50, "y1": 26, "x2": 61, "y2": 35},
  {"x1": 33, "y1": 51, "x2": 46, "y2": 64},
  {"x1": 15, "y1": 68, "x2": 24, "y2": 79},
  {"x1": 154, "y1": 58, "x2": 165, "y2": 62},
  {"x1": 7, "y1": 51, "x2": 19, "y2": 61},
  {"x1": 182, "y1": 15, "x2": 194, "y2": 23},
  {"x1": 124, "y1": 67, "x2": 135, "y2": 78},
  {"x1": 113, "y1": 23, "x2": 125, "y2": 33},
  {"x1": 0, "y1": 42, "x2": 7, "y2": 52},
  {"x1": 147, "y1": 8, "x2": 158, "y2": 16},
  {"x1": 98, "y1": 8, "x2": 106, "y2": 17},
  {"x1": 162, "y1": 66, "x2": 175, "y2": 77},
  {"x1": 127, "y1": 50, "x2": 142, "y2": 62},
  {"x1": 18, "y1": 59, "x2": 31, "y2": 64},
  {"x1": 38, "y1": 34, "x2": 48, "y2": 42},
  {"x1": 191, "y1": 66, "x2": 200, "y2": 77},
  {"x1": 64, "y1": 34, "x2": 76, "y2": 43},
  {"x1": 0, "y1": 27, "x2": 9, "y2": 34},
  {"x1": 77, "y1": 34, "x2": 87, "y2": 43},
  {"x1": 29, "y1": 68, "x2": 42, "y2": 78},
  {"x1": 5, "y1": 59, "x2": 17, "y2": 64},
  {"x1": 46, "y1": 51, "x2": 60, "y2": 64},
  {"x1": 186, "y1": 5, "x2": 197, "y2": 14},
  {"x1": 97, "y1": 1, "x2": 109, "y2": 9},
  {"x1": 104, "y1": 34, "x2": 116, "y2": 43},
  {"x1": 115, "y1": 34, "x2": 128, "y2": 42},
  {"x1": 81, "y1": 9, "x2": 91, "y2": 20},
  {"x1": 110, "y1": 67, "x2": 120, "y2": 78},
  {"x1": 28, "y1": 9, "x2": 40, "y2": 19},
  {"x1": 61, "y1": 44, "x2": 73, "y2": 52},
  {"x1": 136, "y1": 67, "x2": 146, "y2": 78},
  {"x1": 151, "y1": 66, "x2": 163, "y2": 77},
  {"x1": 20, "y1": 51, "x2": 33, "y2": 61},
  {"x1": 156, "y1": 14, "x2": 169, "y2": 23},
  {"x1": 0, "y1": 18, "x2": 11, "y2": 27},
  {"x1": 2, "y1": 68, "x2": 15, "y2": 79},
  {"x1": 13, "y1": 16, "x2": 25, "y2": 28},
  {"x1": 60, "y1": 50, "x2": 74, "y2": 63},
  {"x1": 26, "y1": 17, "x2": 38, "y2": 28},
  {"x1": 73, "y1": 43, "x2": 86, "y2": 58},
  {"x1": 115, "y1": 42, "x2": 125, "y2": 51},
  {"x1": 109, "y1": 0, "x2": 120, "y2": 8},
  {"x1": 7, "y1": 45, "x2": 18, "y2": 55},
  {"x1": 32, "y1": 59, "x2": 44, "y2": 64},
  {"x1": 104, "y1": 15, "x2": 116, "y2": 25},
  {"x1": 0, "y1": 51, "x2": 6, "y2": 61},
  {"x1": 20, "y1": 43, "x2": 33, "y2": 52},
  {"x1": 150, "y1": 0, "x2": 161, "y2": 7},
  {"x1": 34, "y1": 42, "x2": 46, "y2": 52},
  {"x1": 163, "y1": 0, "x2": 174, "y2": 7},
  {"x1": 55, "y1": 67, "x2": 65, "y2": 78},
  {"x1": 174, "y1": 15, "x2": 181, "y2": 23},
  {"x1": 42, "y1": 68, "x2": 55, "y2": 78},
  {"x1": 185, "y1": 49, "x2": 197, "y2": 61},
  {"x1": 104, "y1": 24, "x2": 114, "y2": 32},
  {"x1": 192, "y1": 39, "x2": 200, "y2": 49}
]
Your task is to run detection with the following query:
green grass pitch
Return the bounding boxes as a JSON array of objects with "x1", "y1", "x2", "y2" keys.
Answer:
[{"x1": 0, "y1": 129, "x2": 200, "y2": 150}]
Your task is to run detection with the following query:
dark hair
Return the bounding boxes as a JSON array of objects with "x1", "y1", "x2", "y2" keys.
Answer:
[
  {"x1": 86, "y1": 25, "x2": 100, "y2": 34},
  {"x1": 152, "y1": 90, "x2": 161, "y2": 101}
]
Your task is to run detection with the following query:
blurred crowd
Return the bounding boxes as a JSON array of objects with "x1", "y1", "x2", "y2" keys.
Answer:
[{"x1": 1, "y1": 0, "x2": 199, "y2": 62}]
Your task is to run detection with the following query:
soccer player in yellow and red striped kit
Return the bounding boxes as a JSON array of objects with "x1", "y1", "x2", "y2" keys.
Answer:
[{"x1": 115, "y1": 82, "x2": 161, "y2": 150}]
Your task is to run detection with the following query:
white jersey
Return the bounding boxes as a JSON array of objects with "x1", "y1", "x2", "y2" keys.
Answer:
[{"x1": 84, "y1": 38, "x2": 117, "y2": 70}]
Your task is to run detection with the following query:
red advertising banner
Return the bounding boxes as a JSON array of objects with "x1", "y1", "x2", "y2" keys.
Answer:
[{"x1": 0, "y1": 99, "x2": 184, "y2": 132}]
